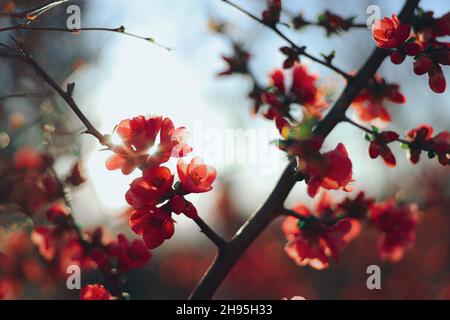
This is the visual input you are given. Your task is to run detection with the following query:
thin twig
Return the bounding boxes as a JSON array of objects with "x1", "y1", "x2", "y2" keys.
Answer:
[
  {"x1": 0, "y1": 25, "x2": 172, "y2": 51},
  {"x1": 220, "y1": 0, "x2": 352, "y2": 79},
  {"x1": 0, "y1": 0, "x2": 69, "y2": 19},
  {"x1": 1, "y1": 41, "x2": 111, "y2": 147}
]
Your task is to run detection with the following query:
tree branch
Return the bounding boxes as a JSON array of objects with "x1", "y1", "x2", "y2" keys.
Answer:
[
  {"x1": 190, "y1": 0, "x2": 420, "y2": 300},
  {"x1": 220, "y1": 0, "x2": 352, "y2": 79},
  {"x1": 193, "y1": 217, "x2": 228, "y2": 251},
  {"x1": 0, "y1": 43, "x2": 111, "y2": 147},
  {"x1": 0, "y1": 25, "x2": 171, "y2": 50}
]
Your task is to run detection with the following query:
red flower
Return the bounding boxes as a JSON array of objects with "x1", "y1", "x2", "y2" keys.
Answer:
[
  {"x1": 370, "y1": 199, "x2": 419, "y2": 262},
  {"x1": 46, "y1": 203, "x2": 71, "y2": 225},
  {"x1": 105, "y1": 145, "x2": 147, "y2": 175},
  {"x1": 433, "y1": 130, "x2": 450, "y2": 166},
  {"x1": 125, "y1": 166, "x2": 174, "y2": 209},
  {"x1": 372, "y1": 15, "x2": 411, "y2": 49},
  {"x1": 352, "y1": 76, "x2": 405, "y2": 122},
  {"x1": 13, "y1": 147, "x2": 51, "y2": 171},
  {"x1": 31, "y1": 226, "x2": 58, "y2": 261},
  {"x1": 282, "y1": 198, "x2": 352, "y2": 270},
  {"x1": 413, "y1": 56, "x2": 433, "y2": 75},
  {"x1": 80, "y1": 284, "x2": 112, "y2": 300},
  {"x1": 428, "y1": 63, "x2": 446, "y2": 93},
  {"x1": 129, "y1": 208, "x2": 175, "y2": 249},
  {"x1": 369, "y1": 131, "x2": 399, "y2": 167},
  {"x1": 147, "y1": 117, "x2": 192, "y2": 167},
  {"x1": 262, "y1": 0, "x2": 281, "y2": 26},
  {"x1": 177, "y1": 157, "x2": 217, "y2": 194},
  {"x1": 338, "y1": 191, "x2": 375, "y2": 220},
  {"x1": 109, "y1": 234, "x2": 152, "y2": 271},
  {"x1": 106, "y1": 116, "x2": 191, "y2": 174},
  {"x1": 318, "y1": 10, "x2": 353, "y2": 35},
  {"x1": 262, "y1": 65, "x2": 327, "y2": 118},
  {"x1": 406, "y1": 124, "x2": 434, "y2": 164},
  {"x1": 302, "y1": 143, "x2": 353, "y2": 197},
  {"x1": 66, "y1": 161, "x2": 86, "y2": 186},
  {"x1": 218, "y1": 45, "x2": 250, "y2": 76},
  {"x1": 116, "y1": 115, "x2": 162, "y2": 152}
]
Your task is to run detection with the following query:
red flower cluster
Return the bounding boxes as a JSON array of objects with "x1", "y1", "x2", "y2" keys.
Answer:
[
  {"x1": 282, "y1": 192, "x2": 372, "y2": 269},
  {"x1": 218, "y1": 45, "x2": 250, "y2": 76},
  {"x1": 90, "y1": 234, "x2": 151, "y2": 273},
  {"x1": 295, "y1": 139, "x2": 353, "y2": 197},
  {"x1": 260, "y1": 64, "x2": 328, "y2": 120},
  {"x1": 406, "y1": 125, "x2": 449, "y2": 166},
  {"x1": 373, "y1": 12, "x2": 450, "y2": 93},
  {"x1": 368, "y1": 130, "x2": 399, "y2": 167},
  {"x1": 351, "y1": 75, "x2": 405, "y2": 122},
  {"x1": 283, "y1": 192, "x2": 419, "y2": 268},
  {"x1": 317, "y1": 10, "x2": 355, "y2": 36},
  {"x1": 2, "y1": 147, "x2": 61, "y2": 215},
  {"x1": 106, "y1": 116, "x2": 192, "y2": 175},
  {"x1": 370, "y1": 199, "x2": 419, "y2": 262},
  {"x1": 262, "y1": 0, "x2": 281, "y2": 26},
  {"x1": 80, "y1": 284, "x2": 112, "y2": 300},
  {"x1": 372, "y1": 15, "x2": 411, "y2": 49},
  {"x1": 107, "y1": 115, "x2": 216, "y2": 249}
]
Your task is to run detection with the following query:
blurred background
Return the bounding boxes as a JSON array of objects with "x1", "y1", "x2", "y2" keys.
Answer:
[{"x1": 0, "y1": 0, "x2": 449, "y2": 299}]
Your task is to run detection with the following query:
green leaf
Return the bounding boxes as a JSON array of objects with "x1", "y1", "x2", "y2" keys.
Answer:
[
  {"x1": 370, "y1": 125, "x2": 379, "y2": 134},
  {"x1": 401, "y1": 142, "x2": 410, "y2": 150},
  {"x1": 297, "y1": 219, "x2": 307, "y2": 230}
]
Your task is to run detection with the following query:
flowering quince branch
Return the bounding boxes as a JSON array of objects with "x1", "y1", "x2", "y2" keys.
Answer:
[
  {"x1": 220, "y1": 0, "x2": 352, "y2": 79},
  {"x1": 189, "y1": 0, "x2": 421, "y2": 300},
  {"x1": 287, "y1": 10, "x2": 367, "y2": 35},
  {"x1": 344, "y1": 117, "x2": 449, "y2": 166},
  {"x1": 0, "y1": 37, "x2": 220, "y2": 298}
]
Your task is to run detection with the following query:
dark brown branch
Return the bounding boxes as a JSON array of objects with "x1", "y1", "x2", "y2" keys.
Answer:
[
  {"x1": 190, "y1": 0, "x2": 420, "y2": 300},
  {"x1": 220, "y1": 0, "x2": 351, "y2": 79},
  {"x1": 193, "y1": 217, "x2": 228, "y2": 251},
  {"x1": 190, "y1": 162, "x2": 298, "y2": 300},
  {"x1": 0, "y1": 44, "x2": 111, "y2": 147}
]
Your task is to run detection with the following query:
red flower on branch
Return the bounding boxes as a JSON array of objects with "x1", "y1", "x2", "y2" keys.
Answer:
[
  {"x1": 368, "y1": 130, "x2": 399, "y2": 167},
  {"x1": 338, "y1": 191, "x2": 375, "y2": 220},
  {"x1": 177, "y1": 157, "x2": 217, "y2": 194},
  {"x1": 80, "y1": 284, "x2": 113, "y2": 300},
  {"x1": 301, "y1": 142, "x2": 353, "y2": 197},
  {"x1": 262, "y1": 0, "x2": 281, "y2": 26},
  {"x1": 352, "y1": 75, "x2": 405, "y2": 122},
  {"x1": 129, "y1": 208, "x2": 175, "y2": 249},
  {"x1": 218, "y1": 45, "x2": 250, "y2": 76},
  {"x1": 406, "y1": 124, "x2": 434, "y2": 164},
  {"x1": 372, "y1": 15, "x2": 411, "y2": 49},
  {"x1": 125, "y1": 166, "x2": 174, "y2": 209},
  {"x1": 261, "y1": 64, "x2": 327, "y2": 119},
  {"x1": 106, "y1": 116, "x2": 192, "y2": 174},
  {"x1": 369, "y1": 199, "x2": 419, "y2": 262},
  {"x1": 107, "y1": 234, "x2": 152, "y2": 272},
  {"x1": 282, "y1": 195, "x2": 353, "y2": 270},
  {"x1": 433, "y1": 130, "x2": 450, "y2": 166}
]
